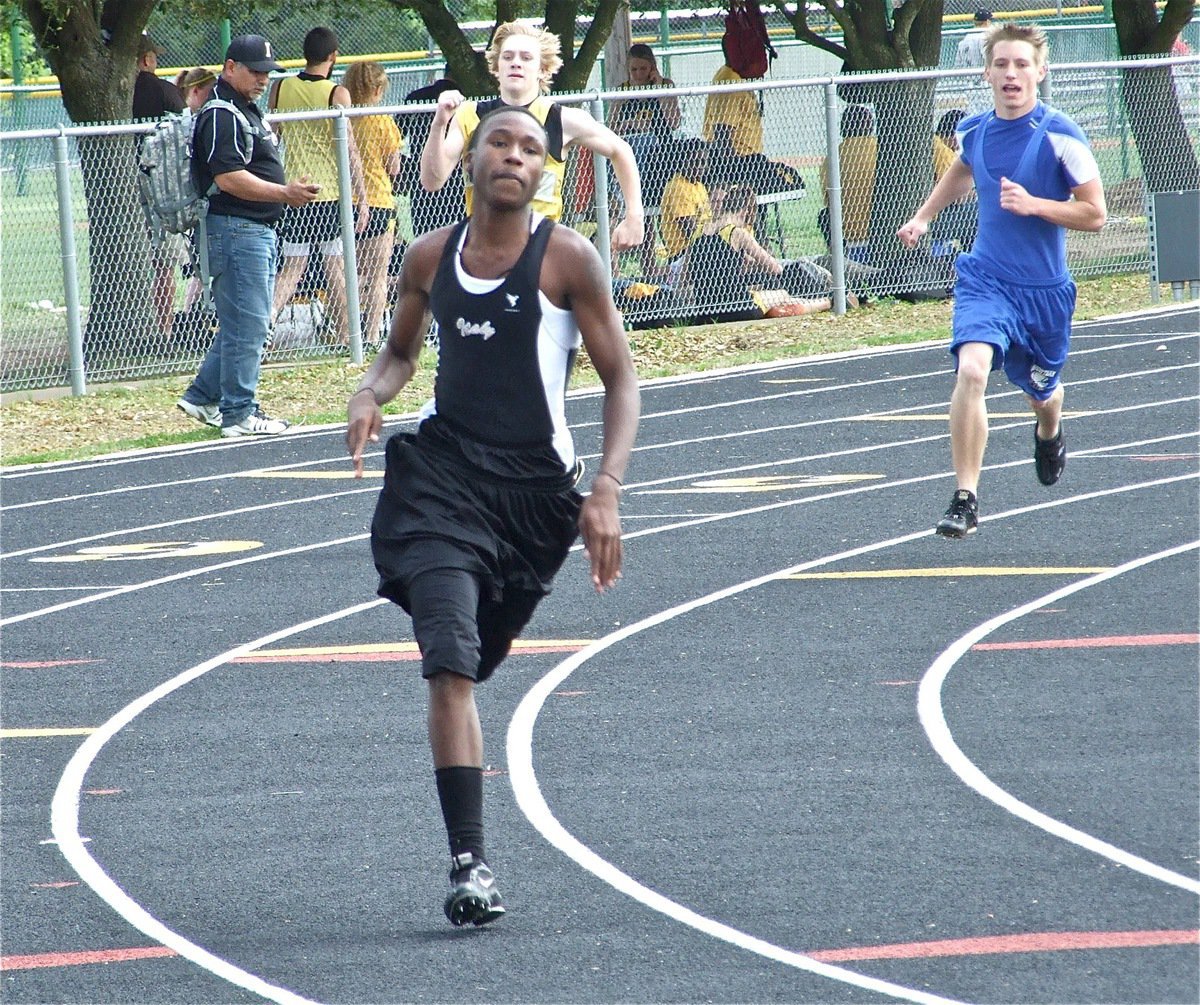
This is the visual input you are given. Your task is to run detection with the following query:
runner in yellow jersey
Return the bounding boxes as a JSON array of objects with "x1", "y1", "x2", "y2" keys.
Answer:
[{"x1": 419, "y1": 21, "x2": 645, "y2": 252}]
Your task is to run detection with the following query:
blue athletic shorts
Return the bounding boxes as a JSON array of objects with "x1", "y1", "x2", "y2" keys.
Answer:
[{"x1": 950, "y1": 255, "x2": 1077, "y2": 401}]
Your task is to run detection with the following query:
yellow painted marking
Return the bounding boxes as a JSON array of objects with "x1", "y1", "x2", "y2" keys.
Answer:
[
  {"x1": 644, "y1": 474, "x2": 882, "y2": 494},
  {"x1": 786, "y1": 566, "x2": 1111, "y2": 580},
  {"x1": 237, "y1": 470, "x2": 383, "y2": 479},
  {"x1": 248, "y1": 640, "x2": 593, "y2": 657},
  {"x1": 31, "y1": 541, "x2": 262, "y2": 563},
  {"x1": 1, "y1": 727, "x2": 96, "y2": 738},
  {"x1": 848, "y1": 411, "x2": 1095, "y2": 421}
]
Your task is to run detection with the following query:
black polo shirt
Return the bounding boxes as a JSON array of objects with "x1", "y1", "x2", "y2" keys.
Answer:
[
  {"x1": 193, "y1": 78, "x2": 287, "y2": 225},
  {"x1": 132, "y1": 71, "x2": 184, "y2": 121}
]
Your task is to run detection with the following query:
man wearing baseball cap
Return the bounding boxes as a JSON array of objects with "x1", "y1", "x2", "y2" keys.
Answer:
[
  {"x1": 224, "y1": 34, "x2": 285, "y2": 73},
  {"x1": 178, "y1": 34, "x2": 320, "y2": 437},
  {"x1": 956, "y1": 9, "x2": 994, "y2": 68},
  {"x1": 133, "y1": 33, "x2": 183, "y2": 121}
]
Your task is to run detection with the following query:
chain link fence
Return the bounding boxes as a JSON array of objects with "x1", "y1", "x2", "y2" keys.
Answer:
[{"x1": 2, "y1": 53, "x2": 1197, "y2": 393}]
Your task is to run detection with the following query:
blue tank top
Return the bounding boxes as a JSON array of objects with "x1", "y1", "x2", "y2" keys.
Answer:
[{"x1": 959, "y1": 103, "x2": 1083, "y2": 286}]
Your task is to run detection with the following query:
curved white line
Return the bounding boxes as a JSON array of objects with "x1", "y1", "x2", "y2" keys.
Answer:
[
  {"x1": 508, "y1": 480, "x2": 1198, "y2": 1002},
  {"x1": 917, "y1": 541, "x2": 1200, "y2": 895},
  {"x1": 50, "y1": 598, "x2": 387, "y2": 1004},
  {"x1": 508, "y1": 531, "x2": 965, "y2": 1005}
]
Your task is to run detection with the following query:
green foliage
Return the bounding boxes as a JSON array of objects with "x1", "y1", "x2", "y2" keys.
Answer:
[{"x1": 0, "y1": 6, "x2": 49, "y2": 79}]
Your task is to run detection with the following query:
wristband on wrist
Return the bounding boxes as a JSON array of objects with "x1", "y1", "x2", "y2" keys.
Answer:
[
  {"x1": 596, "y1": 470, "x2": 623, "y2": 488},
  {"x1": 353, "y1": 386, "x2": 379, "y2": 404}
]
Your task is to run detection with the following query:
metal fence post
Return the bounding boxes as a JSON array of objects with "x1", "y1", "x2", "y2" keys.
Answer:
[
  {"x1": 588, "y1": 95, "x2": 614, "y2": 289},
  {"x1": 823, "y1": 81, "x2": 848, "y2": 316},
  {"x1": 53, "y1": 127, "x2": 86, "y2": 395},
  {"x1": 334, "y1": 111, "x2": 364, "y2": 363}
]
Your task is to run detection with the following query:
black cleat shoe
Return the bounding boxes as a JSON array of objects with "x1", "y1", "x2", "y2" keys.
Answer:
[
  {"x1": 1034, "y1": 423, "x2": 1066, "y2": 486},
  {"x1": 444, "y1": 852, "x2": 505, "y2": 927},
  {"x1": 936, "y1": 489, "x2": 979, "y2": 538}
]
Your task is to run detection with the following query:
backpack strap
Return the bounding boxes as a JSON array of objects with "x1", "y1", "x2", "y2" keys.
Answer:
[{"x1": 194, "y1": 97, "x2": 256, "y2": 195}]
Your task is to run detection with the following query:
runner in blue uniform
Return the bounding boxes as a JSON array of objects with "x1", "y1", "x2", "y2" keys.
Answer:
[
  {"x1": 898, "y1": 22, "x2": 1107, "y2": 537},
  {"x1": 345, "y1": 107, "x2": 639, "y2": 926}
]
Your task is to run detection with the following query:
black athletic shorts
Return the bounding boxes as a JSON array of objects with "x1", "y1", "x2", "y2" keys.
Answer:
[
  {"x1": 370, "y1": 421, "x2": 583, "y2": 677},
  {"x1": 278, "y1": 200, "x2": 342, "y2": 251},
  {"x1": 361, "y1": 206, "x2": 396, "y2": 240}
]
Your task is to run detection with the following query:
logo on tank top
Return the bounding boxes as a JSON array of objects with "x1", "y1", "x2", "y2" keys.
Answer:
[
  {"x1": 505, "y1": 293, "x2": 520, "y2": 312},
  {"x1": 456, "y1": 317, "x2": 496, "y2": 340}
]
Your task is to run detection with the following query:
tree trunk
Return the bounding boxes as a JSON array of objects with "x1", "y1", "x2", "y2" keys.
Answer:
[
  {"x1": 77, "y1": 134, "x2": 160, "y2": 359},
  {"x1": 867, "y1": 76, "x2": 939, "y2": 265},
  {"x1": 1111, "y1": 0, "x2": 1200, "y2": 194},
  {"x1": 23, "y1": 0, "x2": 161, "y2": 359},
  {"x1": 1119, "y1": 65, "x2": 1200, "y2": 193}
]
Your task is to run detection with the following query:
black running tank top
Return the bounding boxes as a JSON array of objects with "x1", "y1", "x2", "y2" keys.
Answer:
[{"x1": 428, "y1": 217, "x2": 579, "y2": 456}]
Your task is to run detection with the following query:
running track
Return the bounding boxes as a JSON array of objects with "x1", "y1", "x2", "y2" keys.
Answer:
[{"x1": 1, "y1": 304, "x2": 1197, "y2": 1004}]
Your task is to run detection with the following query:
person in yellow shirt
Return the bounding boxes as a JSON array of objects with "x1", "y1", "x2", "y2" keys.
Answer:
[
  {"x1": 818, "y1": 104, "x2": 876, "y2": 262},
  {"x1": 929, "y1": 109, "x2": 979, "y2": 254},
  {"x1": 344, "y1": 61, "x2": 403, "y2": 348},
  {"x1": 819, "y1": 105, "x2": 970, "y2": 262},
  {"x1": 269, "y1": 26, "x2": 368, "y2": 347},
  {"x1": 658, "y1": 139, "x2": 712, "y2": 281},
  {"x1": 703, "y1": 37, "x2": 765, "y2": 187}
]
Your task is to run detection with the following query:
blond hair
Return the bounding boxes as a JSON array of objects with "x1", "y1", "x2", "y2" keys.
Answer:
[
  {"x1": 983, "y1": 22, "x2": 1049, "y2": 67},
  {"x1": 485, "y1": 21, "x2": 563, "y2": 93},
  {"x1": 343, "y1": 61, "x2": 388, "y2": 105},
  {"x1": 178, "y1": 66, "x2": 217, "y2": 93}
]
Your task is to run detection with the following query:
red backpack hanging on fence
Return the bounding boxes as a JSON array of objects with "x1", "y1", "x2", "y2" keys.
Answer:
[{"x1": 723, "y1": 0, "x2": 777, "y2": 79}]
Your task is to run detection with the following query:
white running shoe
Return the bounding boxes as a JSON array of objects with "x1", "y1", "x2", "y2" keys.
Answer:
[
  {"x1": 221, "y1": 408, "x2": 290, "y2": 437},
  {"x1": 176, "y1": 398, "x2": 221, "y2": 428}
]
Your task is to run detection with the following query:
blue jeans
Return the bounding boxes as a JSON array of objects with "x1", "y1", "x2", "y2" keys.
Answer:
[{"x1": 182, "y1": 213, "x2": 278, "y2": 426}]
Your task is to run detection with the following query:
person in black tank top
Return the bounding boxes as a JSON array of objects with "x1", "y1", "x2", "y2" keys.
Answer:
[{"x1": 346, "y1": 107, "x2": 640, "y2": 928}]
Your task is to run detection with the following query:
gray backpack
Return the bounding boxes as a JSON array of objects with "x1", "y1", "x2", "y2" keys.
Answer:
[{"x1": 137, "y1": 99, "x2": 252, "y2": 299}]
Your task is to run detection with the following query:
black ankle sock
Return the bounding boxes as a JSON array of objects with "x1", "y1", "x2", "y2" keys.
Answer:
[{"x1": 435, "y1": 766, "x2": 485, "y2": 862}]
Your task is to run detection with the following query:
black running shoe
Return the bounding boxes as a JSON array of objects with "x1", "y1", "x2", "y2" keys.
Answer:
[
  {"x1": 444, "y1": 852, "x2": 505, "y2": 927},
  {"x1": 1034, "y1": 423, "x2": 1066, "y2": 486},
  {"x1": 936, "y1": 489, "x2": 978, "y2": 538}
]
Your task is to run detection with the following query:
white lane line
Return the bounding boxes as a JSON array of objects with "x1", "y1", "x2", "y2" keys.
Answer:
[
  {"x1": 507, "y1": 476, "x2": 1197, "y2": 1003},
  {"x1": 5, "y1": 334, "x2": 1192, "y2": 510},
  {"x1": 917, "y1": 541, "x2": 1200, "y2": 895},
  {"x1": 0, "y1": 451, "x2": 366, "y2": 513},
  {"x1": 50, "y1": 599, "x2": 387, "y2": 1005},
  {"x1": 0, "y1": 533, "x2": 368, "y2": 628},
  {"x1": 1, "y1": 486, "x2": 377, "y2": 561},
  {"x1": 5, "y1": 433, "x2": 1194, "y2": 627}
]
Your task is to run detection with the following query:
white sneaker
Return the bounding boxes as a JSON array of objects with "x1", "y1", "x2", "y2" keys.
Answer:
[
  {"x1": 177, "y1": 398, "x2": 221, "y2": 428},
  {"x1": 221, "y1": 408, "x2": 290, "y2": 438}
]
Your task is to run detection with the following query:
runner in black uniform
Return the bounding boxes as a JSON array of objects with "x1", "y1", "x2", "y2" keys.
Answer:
[{"x1": 346, "y1": 107, "x2": 640, "y2": 927}]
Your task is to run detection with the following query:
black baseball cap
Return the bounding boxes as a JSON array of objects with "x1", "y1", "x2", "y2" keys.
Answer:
[
  {"x1": 973, "y1": 8, "x2": 993, "y2": 21},
  {"x1": 138, "y1": 33, "x2": 166, "y2": 56},
  {"x1": 225, "y1": 34, "x2": 284, "y2": 72}
]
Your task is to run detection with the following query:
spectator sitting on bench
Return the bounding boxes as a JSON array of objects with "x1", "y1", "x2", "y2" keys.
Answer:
[
  {"x1": 609, "y1": 43, "x2": 681, "y2": 278},
  {"x1": 659, "y1": 139, "x2": 713, "y2": 286},
  {"x1": 929, "y1": 109, "x2": 979, "y2": 255},
  {"x1": 819, "y1": 103, "x2": 876, "y2": 264},
  {"x1": 685, "y1": 184, "x2": 843, "y2": 322}
]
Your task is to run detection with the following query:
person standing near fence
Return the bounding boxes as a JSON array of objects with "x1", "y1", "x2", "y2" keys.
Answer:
[
  {"x1": 133, "y1": 33, "x2": 186, "y2": 343},
  {"x1": 344, "y1": 61, "x2": 403, "y2": 348},
  {"x1": 418, "y1": 20, "x2": 645, "y2": 251},
  {"x1": 956, "y1": 9, "x2": 994, "y2": 69},
  {"x1": 347, "y1": 106, "x2": 639, "y2": 927},
  {"x1": 177, "y1": 34, "x2": 320, "y2": 437},
  {"x1": 400, "y1": 68, "x2": 463, "y2": 237},
  {"x1": 897, "y1": 22, "x2": 1107, "y2": 538},
  {"x1": 268, "y1": 26, "x2": 369, "y2": 349}
]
